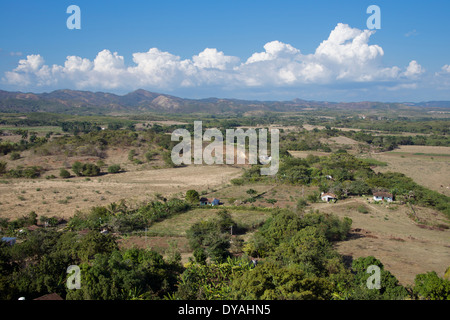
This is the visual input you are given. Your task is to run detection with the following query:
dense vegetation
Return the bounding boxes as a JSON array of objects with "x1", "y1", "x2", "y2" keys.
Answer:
[
  {"x1": 1, "y1": 205, "x2": 448, "y2": 300},
  {"x1": 66, "y1": 198, "x2": 191, "y2": 234}
]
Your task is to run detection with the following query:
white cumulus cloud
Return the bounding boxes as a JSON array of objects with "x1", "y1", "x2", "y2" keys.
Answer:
[
  {"x1": 440, "y1": 64, "x2": 450, "y2": 74},
  {"x1": 403, "y1": 60, "x2": 424, "y2": 78},
  {"x1": 2, "y1": 23, "x2": 429, "y2": 94},
  {"x1": 193, "y1": 48, "x2": 240, "y2": 70}
]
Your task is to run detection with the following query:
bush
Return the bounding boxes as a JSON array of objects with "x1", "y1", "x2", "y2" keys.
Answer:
[
  {"x1": 297, "y1": 198, "x2": 308, "y2": 211},
  {"x1": 307, "y1": 192, "x2": 320, "y2": 203},
  {"x1": 145, "y1": 150, "x2": 158, "y2": 162},
  {"x1": 107, "y1": 164, "x2": 121, "y2": 174},
  {"x1": 185, "y1": 190, "x2": 199, "y2": 204},
  {"x1": 230, "y1": 178, "x2": 244, "y2": 186},
  {"x1": 357, "y1": 205, "x2": 369, "y2": 214},
  {"x1": 413, "y1": 271, "x2": 450, "y2": 300},
  {"x1": 10, "y1": 152, "x2": 20, "y2": 160},
  {"x1": 72, "y1": 162, "x2": 101, "y2": 177},
  {"x1": 0, "y1": 161, "x2": 7, "y2": 174},
  {"x1": 59, "y1": 168, "x2": 71, "y2": 179},
  {"x1": 72, "y1": 161, "x2": 83, "y2": 176},
  {"x1": 82, "y1": 163, "x2": 101, "y2": 177},
  {"x1": 186, "y1": 211, "x2": 235, "y2": 263},
  {"x1": 128, "y1": 149, "x2": 136, "y2": 161},
  {"x1": 6, "y1": 166, "x2": 43, "y2": 179}
]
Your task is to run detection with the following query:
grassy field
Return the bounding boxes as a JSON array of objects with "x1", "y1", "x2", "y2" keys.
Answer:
[
  {"x1": 310, "y1": 198, "x2": 450, "y2": 286},
  {"x1": 0, "y1": 165, "x2": 243, "y2": 220},
  {"x1": 288, "y1": 150, "x2": 331, "y2": 158},
  {"x1": 371, "y1": 145, "x2": 450, "y2": 196},
  {"x1": 0, "y1": 125, "x2": 63, "y2": 133}
]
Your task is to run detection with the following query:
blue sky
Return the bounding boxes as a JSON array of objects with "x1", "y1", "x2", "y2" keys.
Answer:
[{"x1": 1, "y1": 0, "x2": 450, "y2": 102}]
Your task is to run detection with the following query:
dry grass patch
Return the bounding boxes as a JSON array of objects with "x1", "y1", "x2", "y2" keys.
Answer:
[
  {"x1": 311, "y1": 198, "x2": 450, "y2": 286},
  {"x1": 0, "y1": 165, "x2": 243, "y2": 220},
  {"x1": 370, "y1": 146, "x2": 450, "y2": 196}
]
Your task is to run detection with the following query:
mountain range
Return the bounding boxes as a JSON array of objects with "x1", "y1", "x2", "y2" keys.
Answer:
[{"x1": 0, "y1": 89, "x2": 449, "y2": 115}]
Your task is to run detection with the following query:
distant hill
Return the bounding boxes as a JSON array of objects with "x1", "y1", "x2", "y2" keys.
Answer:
[{"x1": 0, "y1": 89, "x2": 449, "y2": 115}]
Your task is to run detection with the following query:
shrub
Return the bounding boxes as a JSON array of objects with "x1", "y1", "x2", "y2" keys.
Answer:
[
  {"x1": 10, "y1": 152, "x2": 20, "y2": 160},
  {"x1": 145, "y1": 150, "x2": 158, "y2": 162},
  {"x1": 72, "y1": 161, "x2": 83, "y2": 176},
  {"x1": 186, "y1": 212, "x2": 235, "y2": 263},
  {"x1": 72, "y1": 162, "x2": 101, "y2": 177},
  {"x1": 82, "y1": 163, "x2": 101, "y2": 177},
  {"x1": 0, "y1": 161, "x2": 7, "y2": 175},
  {"x1": 231, "y1": 178, "x2": 244, "y2": 186},
  {"x1": 297, "y1": 198, "x2": 308, "y2": 210},
  {"x1": 59, "y1": 168, "x2": 71, "y2": 179},
  {"x1": 107, "y1": 164, "x2": 121, "y2": 174},
  {"x1": 357, "y1": 205, "x2": 369, "y2": 214},
  {"x1": 6, "y1": 166, "x2": 43, "y2": 179},
  {"x1": 307, "y1": 192, "x2": 320, "y2": 203},
  {"x1": 128, "y1": 149, "x2": 136, "y2": 161}
]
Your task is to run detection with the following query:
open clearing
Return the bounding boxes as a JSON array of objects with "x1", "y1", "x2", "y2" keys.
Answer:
[
  {"x1": 0, "y1": 165, "x2": 243, "y2": 220},
  {"x1": 311, "y1": 198, "x2": 450, "y2": 286},
  {"x1": 117, "y1": 207, "x2": 271, "y2": 262},
  {"x1": 371, "y1": 145, "x2": 450, "y2": 196},
  {"x1": 288, "y1": 150, "x2": 331, "y2": 158},
  {"x1": 145, "y1": 208, "x2": 270, "y2": 238}
]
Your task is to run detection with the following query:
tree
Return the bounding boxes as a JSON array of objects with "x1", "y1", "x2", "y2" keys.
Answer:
[
  {"x1": 78, "y1": 231, "x2": 118, "y2": 262},
  {"x1": 230, "y1": 261, "x2": 334, "y2": 300},
  {"x1": 185, "y1": 190, "x2": 200, "y2": 204},
  {"x1": 72, "y1": 161, "x2": 83, "y2": 177},
  {"x1": 350, "y1": 256, "x2": 410, "y2": 300},
  {"x1": 67, "y1": 248, "x2": 180, "y2": 300},
  {"x1": 175, "y1": 257, "x2": 252, "y2": 300},
  {"x1": 274, "y1": 226, "x2": 338, "y2": 274},
  {"x1": 186, "y1": 212, "x2": 235, "y2": 263},
  {"x1": 413, "y1": 271, "x2": 450, "y2": 300}
]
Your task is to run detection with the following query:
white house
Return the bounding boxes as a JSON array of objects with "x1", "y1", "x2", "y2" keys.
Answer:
[
  {"x1": 321, "y1": 192, "x2": 337, "y2": 202},
  {"x1": 200, "y1": 197, "x2": 220, "y2": 206},
  {"x1": 373, "y1": 192, "x2": 394, "y2": 202}
]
